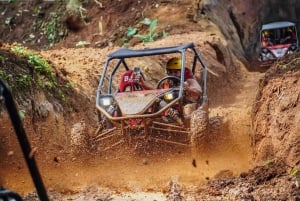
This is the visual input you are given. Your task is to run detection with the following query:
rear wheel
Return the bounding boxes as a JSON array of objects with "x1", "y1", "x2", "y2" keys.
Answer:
[{"x1": 190, "y1": 108, "x2": 209, "y2": 157}]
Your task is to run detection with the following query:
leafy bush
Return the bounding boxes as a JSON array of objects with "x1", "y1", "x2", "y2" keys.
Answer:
[
  {"x1": 10, "y1": 45, "x2": 56, "y2": 89},
  {"x1": 126, "y1": 27, "x2": 137, "y2": 37},
  {"x1": 44, "y1": 12, "x2": 65, "y2": 44},
  {"x1": 134, "y1": 18, "x2": 159, "y2": 43},
  {"x1": 124, "y1": 18, "x2": 168, "y2": 45}
]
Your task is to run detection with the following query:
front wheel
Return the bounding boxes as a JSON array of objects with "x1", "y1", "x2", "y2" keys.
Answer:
[
  {"x1": 97, "y1": 110, "x2": 113, "y2": 129},
  {"x1": 190, "y1": 108, "x2": 209, "y2": 157}
]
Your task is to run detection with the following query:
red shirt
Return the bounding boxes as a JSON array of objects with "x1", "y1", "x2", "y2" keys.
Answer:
[{"x1": 184, "y1": 68, "x2": 194, "y2": 80}]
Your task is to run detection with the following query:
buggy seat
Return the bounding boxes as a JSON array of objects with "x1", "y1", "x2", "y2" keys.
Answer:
[{"x1": 118, "y1": 70, "x2": 146, "y2": 92}]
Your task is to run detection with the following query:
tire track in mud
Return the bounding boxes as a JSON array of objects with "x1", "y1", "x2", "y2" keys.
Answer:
[{"x1": 201, "y1": 70, "x2": 264, "y2": 180}]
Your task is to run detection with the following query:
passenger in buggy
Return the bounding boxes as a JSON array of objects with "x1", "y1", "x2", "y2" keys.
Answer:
[
  {"x1": 164, "y1": 57, "x2": 203, "y2": 124},
  {"x1": 281, "y1": 27, "x2": 296, "y2": 44}
]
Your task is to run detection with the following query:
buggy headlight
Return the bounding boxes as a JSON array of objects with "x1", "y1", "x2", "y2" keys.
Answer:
[
  {"x1": 164, "y1": 92, "x2": 174, "y2": 101},
  {"x1": 99, "y1": 96, "x2": 113, "y2": 106},
  {"x1": 290, "y1": 45, "x2": 297, "y2": 51},
  {"x1": 262, "y1": 48, "x2": 268, "y2": 54}
]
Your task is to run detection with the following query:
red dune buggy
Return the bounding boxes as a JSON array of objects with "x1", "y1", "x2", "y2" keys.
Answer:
[
  {"x1": 94, "y1": 42, "x2": 209, "y2": 154},
  {"x1": 259, "y1": 21, "x2": 299, "y2": 67}
]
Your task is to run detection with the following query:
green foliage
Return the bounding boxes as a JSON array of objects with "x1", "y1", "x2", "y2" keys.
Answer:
[
  {"x1": 29, "y1": 55, "x2": 52, "y2": 75},
  {"x1": 0, "y1": 56, "x2": 6, "y2": 64},
  {"x1": 66, "y1": 0, "x2": 82, "y2": 14},
  {"x1": 8, "y1": 45, "x2": 70, "y2": 103},
  {"x1": 162, "y1": 30, "x2": 168, "y2": 38},
  {"x1": 66, "y1": 0, "x2": 87, "y2": 21},
  {"x1": 10, "y1": 45, "x2": 56, "y2": 89},
  {"x1": 31, "y1": 9, "x2": 66, "y2": 47},
  {"x1": 134, "y1": 18, "x2": 159, "y2": 43},
  {"x1": 263, "y1": 158, "x2": 275, "y2": 168},
  {"x1": 277, "y1": 56, "x2": 300, "y2": 69},
  {"x1": 58, "y1": 89, "x2": 66, "y2": 102},
  {"x1": 65, "y1": 81, "x2": 72, "y2": 89},
  {"x1": 0, "y1": 70, "x2": 11, "y2": 81},
  {"x1": 290, "y1": 167, "x2": 300, "y2": 179},
  {"x1": 18, "y1": 110, "x2": 26, "y2": 121},
  {"x1": 5, "y1": 17, "x2": 12, "y2": 26},
  {"x1": 75, "y1": 41, "x2": 90, "y2": 47},
  {"x1": 139, "y1": 18, "x2": 152, "y2": 26},
  {"x1": 32, "y1": 5, "x2": 41, "y2": 15},
  {"x1": 44, "y1": 12, "x2": 64, "y2": 44},
  {"x1": 15, "y1": 74, "x2": 31, "y2": 88},
  {"x1": 126, "y1": 27, "x2": 137, "y2": 37},
  {"x1": 123, "y1": 18, "x2": 168, "y2": 45}
]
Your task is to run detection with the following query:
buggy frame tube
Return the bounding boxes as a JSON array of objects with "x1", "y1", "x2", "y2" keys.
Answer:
[
  {"x1": 193, "y1": 48, "x2": 208, "y2": 97},
  {"x1": 0, "y1": 79, "x2": 49, "y2": 201}
]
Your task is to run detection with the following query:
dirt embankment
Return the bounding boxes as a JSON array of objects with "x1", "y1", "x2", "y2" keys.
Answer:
[{"x1": 253, "y1": 53, "x2": 300, "y2": 167}]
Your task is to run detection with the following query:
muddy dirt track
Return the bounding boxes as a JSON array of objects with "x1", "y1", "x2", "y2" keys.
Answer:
[
  {"x1": 1, "y1": 0, "x2": 300, "y2": 200},
  {"x1": 3, "y1": 44, "x2": 299, "y2": 200},
  {"x1": 1, "y1": 36, "x2": 259, "y2": 200}
]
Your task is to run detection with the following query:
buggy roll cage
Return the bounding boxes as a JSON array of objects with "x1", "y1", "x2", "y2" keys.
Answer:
[
  {"x1": 260, "y1": 21, "x2": 299, "y2": 46},
  {"x1": 0, "y1": 79, "x2": 49, "y2": 201},
  {"x1": 96, "y1": 42, "x2": 208, "y2": 102}
]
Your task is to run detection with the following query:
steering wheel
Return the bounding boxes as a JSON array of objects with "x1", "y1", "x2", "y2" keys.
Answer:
[{"x1": 156, "y1": 76, "x2": 181, "y2": 89}]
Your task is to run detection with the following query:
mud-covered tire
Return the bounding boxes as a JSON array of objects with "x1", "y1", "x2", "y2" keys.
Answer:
[
  {"x1": 190, "y1": 108, "x2": 209, "y2": 157},
  {"x1": 97, "y1": 110, "x2": 113, "y2": 129}
]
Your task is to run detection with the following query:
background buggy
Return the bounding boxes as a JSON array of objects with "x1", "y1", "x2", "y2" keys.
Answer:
[{"x1": 259, "y1": 21, "x2": 299, "y2": 67}]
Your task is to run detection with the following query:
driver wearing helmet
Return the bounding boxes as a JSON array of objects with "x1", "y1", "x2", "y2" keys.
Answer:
[
  {"x1": 163, "y1": 57, "x2": 203, "y2": 124},
  {"x1": 138, "y1": 57, "x2": 202, "y2": 100},
  {"x1": 137, "y1": 57, "x2": 202, "y2": 124},
  {"x1": 262, "y1": 30, "x2": 273, "y2": 47},
  {"x1": 166, "y1": 57, "x2": 202, "y2": 102}
]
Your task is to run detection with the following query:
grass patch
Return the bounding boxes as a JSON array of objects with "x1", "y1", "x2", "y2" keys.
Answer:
[{"x1": 11, "y1": 45, "x2": 56, "y2": 89}]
